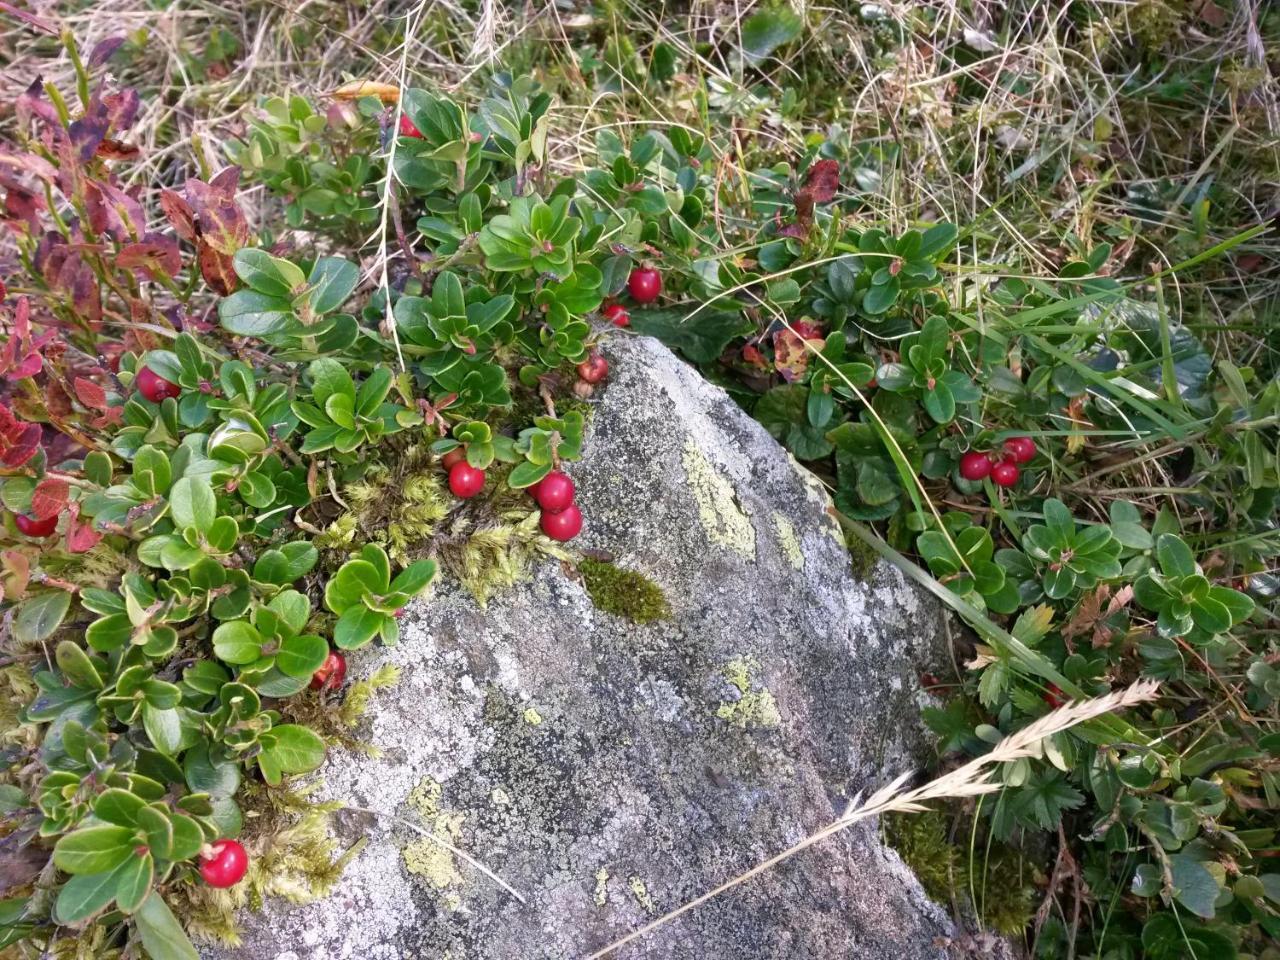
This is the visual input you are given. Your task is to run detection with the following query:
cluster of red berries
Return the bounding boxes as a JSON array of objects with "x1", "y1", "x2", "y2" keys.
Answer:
[
  {"x1": 530, "y1": 470, "x2": 581, "y2": 542},
  {"x1": 598, "y1": 266, "x2": 662, "y2": 330},
  {"x1": 958, "y1": 436, "x2": 1036, "y2": 488}
]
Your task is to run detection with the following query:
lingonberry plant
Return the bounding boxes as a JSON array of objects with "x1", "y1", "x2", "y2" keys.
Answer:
[{"x1": 0, "y1": 51, "x2": 628, "y2": 957}]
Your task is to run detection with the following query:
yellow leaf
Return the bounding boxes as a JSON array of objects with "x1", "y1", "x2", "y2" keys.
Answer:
[{"x1": 331, "y1": 81, "x2": 400, "y2": 103}]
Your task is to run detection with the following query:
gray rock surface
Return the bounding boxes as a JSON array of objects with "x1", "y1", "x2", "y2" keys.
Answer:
[{"x1": 209, "y1": 335, "x2": 958, "y2": 960}]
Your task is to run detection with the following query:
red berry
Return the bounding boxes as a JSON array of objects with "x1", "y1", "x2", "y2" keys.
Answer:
[
  {"x1": 540, "y1": 503, "x2": 582, "y2": 542},
  {"x1": 441, "y1": 448, "x2": 467, "y2": 469},
  {"x1": 577, "y1": 353, "x2": 608, "y2": 384},
  {"x1": 136, "y1": 367, "x2": 180, "y2": 403},
  {"x1": 199, "y1": 839, "x2": 248, "y2": 888},
  {"x1": 310, "y1": 651, "x2": 347, "y2": 691},
  {"x1": 602, "y1": 303, "x2": 630, "y2": 327},
  {"x1": 991, "y1": 459, "x2": 1020, "y2": 487},
  {"x1": 959, "y1": 451, "x2": 993, "y2": 481},
  {"x1": 448, "y1": 462, "x2": 486, "y2": 498},
  {"x1": 627, "y1": 267, "x2": 662, "y2": 304},
  {"x1": 399, "y1": 114, "x2": 423, "y2": 138},
  {"x1": 533, "y1": 471, "x2": 575, "y2": 512},
  {"x1": 1043, "y1": 684, "x2": 1067, "y2": 709},
  {"x1": 14, "y1": 513, "x2": 57, "y2": 537},
  {"x1": 1003, "y1": 436, "x2": 1036, "y2": 464}
]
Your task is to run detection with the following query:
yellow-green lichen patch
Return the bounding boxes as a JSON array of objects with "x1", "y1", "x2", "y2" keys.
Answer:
[
  {"x1": 715, "y1": 656, "x2": 781, "y2": 729},
  {"x1": 772, "y1": 514, "x2": 804, "y2": 570},
  {"x1": 681, "y1": 441, "x2": 756, "y2": 558},
  {"x1": 628, "y1": 876, "x2": 654, "y2": 913},
  {"x1": 594, "y1": 868, "x2": 610, "y2": 907},
  {"x1": 579, "y1": 559, "x2": 671, "y2": 623},
  {"x1": 402, "y1": 777, "x2": 465, "y2": 895},
  {"x1": 522, "y1": 707, "x2": 543, "y2": 726}
]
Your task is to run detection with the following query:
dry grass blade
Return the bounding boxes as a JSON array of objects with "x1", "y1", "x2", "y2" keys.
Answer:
[{"x1": 585, "y1": 680, "x2": 1160, "y2": 959}]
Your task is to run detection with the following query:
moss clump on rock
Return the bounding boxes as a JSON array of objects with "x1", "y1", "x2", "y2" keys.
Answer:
[
  {"x1": 579, "y1": 559, "x2": 670, "y2": 623},
  {"x1": 883, "y1": 809, "x2": 1039, "y2": 938}
]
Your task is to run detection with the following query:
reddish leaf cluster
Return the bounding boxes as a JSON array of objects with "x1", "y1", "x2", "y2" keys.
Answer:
[
  {"x1": 0, "y1": 403, "x2": 41, "y2": 467},
  {"x1": 776, "y1": 159, "x2": 840, "y2": 239},
  {"x1": 772, "y1": 319, "x2": 825, "y2": 381},
  {"x1": 161, "y1": 169, "x2": 250, "y2": 295}
]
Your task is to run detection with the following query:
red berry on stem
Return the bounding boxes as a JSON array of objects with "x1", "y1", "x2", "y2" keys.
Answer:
[
  {"x1": 199, "y1": 839, "x2": 248, "y2": 888},
  {"x1": 959, "y1": 451, "x2": 993, "y2": 481},
  {"x1": 136, "y1": 367, "x2": 180, "y2": 403},
  {"x1": 602, "y1": 303, "x2": 630, "y2": 327},
  {"x1": 310, "y1": 651, "x2": 347, "y2": 691},
  {"x1": 540, "y1": 503, "x2": 582, "y2": 541},
  {"x1": 627, "y1": 267, "x2": 662, "y2": 304},
  {"x1": 991, "y1": 460, "x2": 1020, "y2": 488},
  {"x1": 533, "y1": 471, "x2": 575, "y2": 512},
  {"x1": 448, "y1": 462, "x2": 486, "y2": 498},
  {"x1": 1003, "y1": 436, "x2": 1036, "y2": 464},
  {"x1": 14, "y1": 513, "x2": 57, "y2": 537},
  {"x1": 399, "y1": 114, "x2": 423, "y2": 138},
  {"x1": 577, "y1": 353, "x2": 608, "y2": 384},
  {"x1": 441, "y1": 448, "x2": 467, "y2": 469}
]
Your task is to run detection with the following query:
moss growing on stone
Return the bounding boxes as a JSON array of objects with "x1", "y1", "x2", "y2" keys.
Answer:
[
  {"x1": 845, "y1": 531, "x2": 879, "y2": 580},
  {"x1": 579, "y1": 559, "x2": 670, "y2": 623},
  {"x1": 883, "y1": 809, "x2": 1039, "y2": 938},
  {"x1": 175, "y1": 785, "x2": 357, "y2": 947}
]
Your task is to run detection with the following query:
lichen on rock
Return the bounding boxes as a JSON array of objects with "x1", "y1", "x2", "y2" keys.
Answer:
[{"x1": 205, "y1": 336, "x2": 956, "y2": 960}]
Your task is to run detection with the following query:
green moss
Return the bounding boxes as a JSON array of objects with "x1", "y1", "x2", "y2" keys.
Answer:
[
  {"x1": 844, "y1": 532, "x2": 879, "y2": 581},
  {"x1": 883, "y1": 810, "x2": 959, "y2": 905},
  {"x1": 579, "y1": 559, "x2": 670, "y2": 623},
  {"x1": 883, "y1": 809, "x2": 1039, "y2": 938},
  {"x1": 175, "y1": 784, "x2": 357, "y2": 946}
]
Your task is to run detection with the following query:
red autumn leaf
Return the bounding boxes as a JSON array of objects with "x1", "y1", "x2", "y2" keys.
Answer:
[
  {"x1": 0, "y1": 404, "x2": 41, "y2": 467},
  {"x1": 199, "y1": 244, "x2": 238, "y2": 296},
  {"x1": 801, "y1": 159, "x2": 840, "y2": 203},
  {"x1": 185, "y1": 168, "x2": 249, "y2": 256},
  {"x1": 772, "y1": 322, "x2": 825, "y2": 382},
  {"x1": 31, "y1": 478, "x2": 69, "y2": 521},
  {"x1": 73, "y1": 377, "x2": 108, "y2": 410},
  {"x1": 117, "y1": 233, "x2": 182, "y2": 280},
  {"x1": 160, "y1": 188, "x2": 197, "y2": 242},
  {"x1": 65, "y1": 505, "x2": 103, "y2": 554}
]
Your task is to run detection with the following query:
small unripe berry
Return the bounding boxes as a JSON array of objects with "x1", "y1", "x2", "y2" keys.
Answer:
[
  {"x1": 136, "y1": 367, "x2": 181, "y2": 403},
  {"x1": 602, "y1": 303, "x2": 630, "y2": 327},
  {"x1": 310, "y1": 651, "x2": 347, "y2": 691},
  {"x1": 627, "y1": 267, "x2": 662, "y2": 304},
  {"x1": 577, "y1": 353, "x2": 608, "y2": 384},
  {"x1": 441, "y1": 448, "x2": 466, "y2": 469},
  {"x1": 991, "y1": 460, "x2": 1020, "y2": 488},
  {"x1": 958, "y1": 452, "x2": 993, "y2": 481},
  {"x1": 199, "y1": 839, "x2": 248, "y2": 888},
  {"x1": 1003, "y1": 436, "x2": 1036, "y2": 464},
  {"x1": 448, "y1": 462, "x2": 486, "y2": 498},
  {"x1": 533, "y1": 471, "x2": 575, "y2": 513},
  {"x1": 14, "y1": 513, "x2": 57, "y2": 537},
  {"x1": 540, "y1": 503, "x2": 582, "y2": 541}
]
